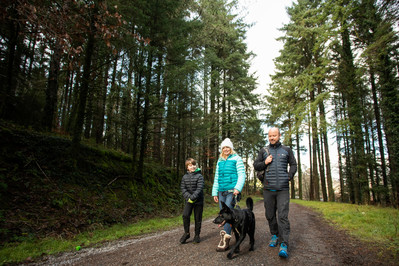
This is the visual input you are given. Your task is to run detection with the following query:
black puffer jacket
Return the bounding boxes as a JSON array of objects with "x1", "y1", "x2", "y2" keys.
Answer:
[
  {"x1": 180, "y1": 168, "x2": 204, "y2": 203},
  {"x1": 253, "y1": 141, "x2": 297, "y2": 191}
]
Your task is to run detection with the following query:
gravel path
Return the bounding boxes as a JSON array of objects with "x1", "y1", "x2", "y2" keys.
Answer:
[{"x1": 34, "y1": 200, "x2": 394, "y2": 265}]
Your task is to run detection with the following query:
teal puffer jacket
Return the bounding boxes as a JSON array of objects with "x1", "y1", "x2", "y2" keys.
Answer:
[{"x1": 212, "y1": 153, "x2": 246, "y2": 196}]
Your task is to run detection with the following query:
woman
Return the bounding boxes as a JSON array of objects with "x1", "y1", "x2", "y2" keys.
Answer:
[{"x1": 212, "y1": 138, "x2": 246, "y2": 252}]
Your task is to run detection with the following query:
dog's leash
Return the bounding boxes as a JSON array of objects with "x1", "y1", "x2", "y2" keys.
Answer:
[
  {"x1": 233, "y1": 194, "x2": 241, "y2": 236},
  {"x1": 234, "y1": 194, "x2": 240, "y2": 209}
]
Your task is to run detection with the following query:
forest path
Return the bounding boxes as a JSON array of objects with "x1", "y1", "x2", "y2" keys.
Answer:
[{"x1": 35, "y1": 200, "x2": 392, "y2": 265}]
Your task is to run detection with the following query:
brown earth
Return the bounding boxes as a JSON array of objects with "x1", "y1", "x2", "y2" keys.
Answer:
[{"x1": 32, "y1": 201, "x2": 397, "y2": 265}]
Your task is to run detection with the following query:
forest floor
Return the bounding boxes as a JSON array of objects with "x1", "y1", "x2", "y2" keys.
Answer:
[{"x1": 31, "y1": 200, "x2": 397, "y2": 266}]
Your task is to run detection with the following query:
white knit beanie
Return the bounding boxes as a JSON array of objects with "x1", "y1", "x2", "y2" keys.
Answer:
[{"x1": 220, "y1": 138, "x2": 234, "y2": 152}]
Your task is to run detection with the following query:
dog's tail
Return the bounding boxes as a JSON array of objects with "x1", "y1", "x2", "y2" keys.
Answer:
[{"x1": 246, "y1": 197, "x2": 254, "y2": 211}]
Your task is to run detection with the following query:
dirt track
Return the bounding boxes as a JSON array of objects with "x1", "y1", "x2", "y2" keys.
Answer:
[{"x1": 34, "y1": 200, "x2": 395, "y2": 265}]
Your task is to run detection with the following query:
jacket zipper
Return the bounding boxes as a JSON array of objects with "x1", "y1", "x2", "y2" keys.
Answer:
[{"x1": 274, "y1": 147, "x2": 279, "y2": 188}]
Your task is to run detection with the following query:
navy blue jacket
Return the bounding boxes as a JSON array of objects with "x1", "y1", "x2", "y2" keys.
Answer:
[{"x1": 253, "y1": 141, "x2": 297, "y2": 191}]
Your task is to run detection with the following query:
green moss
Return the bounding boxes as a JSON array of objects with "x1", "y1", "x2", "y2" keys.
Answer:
[{"x1": 0, "y1": 121, "x2": 182, "y2": 248}]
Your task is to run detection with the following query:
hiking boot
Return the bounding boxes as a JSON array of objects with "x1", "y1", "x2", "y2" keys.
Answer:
[
  {"x1": 217, "y1": 230, "x2": 226, "y2": 249},
  {"x1": 193, "y1": 234, "x2": 200, "y2": 244},
  {"x1": 269, "y1": 235, "x2": 278, "y2": 247},
  {"x1": 180, "y1": 232, "x2": 190, "y2": 244},
  {"x1": 216, "y1": 230, "x2": 231, "y2": 252},
  {"x1": 278, "y1": 243, "x2": 288, "y2": 258}
]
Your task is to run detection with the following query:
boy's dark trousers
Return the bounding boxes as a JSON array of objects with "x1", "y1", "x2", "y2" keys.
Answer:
[{"x1": 182, "y1": 201, "x2": 203, "y2": 236}]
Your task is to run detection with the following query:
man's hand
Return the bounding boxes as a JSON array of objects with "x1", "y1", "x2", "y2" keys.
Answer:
[{"x1": 265, "y1": 155, "x2": 273, "y2": 165}]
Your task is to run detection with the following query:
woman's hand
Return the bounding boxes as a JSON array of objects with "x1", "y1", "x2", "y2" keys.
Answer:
[
  {"x1": 233, "y1": 189, "x2": 240, "y2": 195},
  {"x1": 213, "y1": 196, "x2": 219, "y2": 203}
]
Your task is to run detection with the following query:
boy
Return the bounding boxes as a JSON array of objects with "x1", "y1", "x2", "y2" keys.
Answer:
[{"x1": 180, "y1": 158, "x2": 204, "y2": 244}]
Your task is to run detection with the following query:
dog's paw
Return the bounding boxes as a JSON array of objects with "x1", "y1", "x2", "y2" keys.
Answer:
[
  {"x1": 249, "y1": 246, "x2": 254, "y2": 251},
  {"x1": 227, "y1": 252, "x2": 233, "y2": 259}
]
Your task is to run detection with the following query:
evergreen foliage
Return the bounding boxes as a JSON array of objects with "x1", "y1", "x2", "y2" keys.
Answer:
[
  {"x1": 267, "y1": 0, "x2": 399, "y2": 207},
  {"x1": 0, "y1": 0, "x2": 264, "y2": 244},
  {"x1": 0, "y1": 0, "x2": 263, "y2": 180}
]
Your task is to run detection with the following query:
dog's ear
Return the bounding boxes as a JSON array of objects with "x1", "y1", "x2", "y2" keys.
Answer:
[
  {"x1": 221, "y1": 201, "x2": 230, "y2": 210},
  {"x1": 221, "y1": 201, "x2": 231, "y2": 212}
]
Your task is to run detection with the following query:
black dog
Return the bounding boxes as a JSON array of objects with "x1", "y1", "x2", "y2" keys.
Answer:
[{"x1": 213, "y1": 197, "x2": 255, "y2": 259}]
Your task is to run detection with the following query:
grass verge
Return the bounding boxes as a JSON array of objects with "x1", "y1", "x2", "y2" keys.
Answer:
[
  {"x1": 292, "y1": 199, "x2": 399, "y2": 257},
  {"x1": 0, "y1": 195, "x2": 262, "y2": 264}
]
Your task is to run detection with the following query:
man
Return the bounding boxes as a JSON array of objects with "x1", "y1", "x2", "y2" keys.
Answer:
[{"x1": 253, "y1": 127, "x2": 297, "y2": 258}]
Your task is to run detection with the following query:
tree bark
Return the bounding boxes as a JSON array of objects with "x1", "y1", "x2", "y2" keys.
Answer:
[
  {"x1": 369, "y1": 69, "x2": 387, "y2": 204},
  {"x1": 1, "y1": 6, "x2": 21, "y2": 119},
  {"x1": 137, "y1": 47, "x2": 154, "y2": 180},
  {"x1": 317, "y1": 136, "x2": 328, "y2": 202},
  {"x1": 296, "y1": 129, "x2": 303, "y2": 200},
  {"x1": 72, "y1": 26, "x2": 96, "y2": 147},
  {"x1": 43, "y1": 42, "x2": 62, "y2": 131}
]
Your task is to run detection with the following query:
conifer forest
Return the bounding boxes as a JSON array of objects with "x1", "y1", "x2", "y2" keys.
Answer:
[{"x1": 1, "y1": 0, "x2": 399, "y2": 208}]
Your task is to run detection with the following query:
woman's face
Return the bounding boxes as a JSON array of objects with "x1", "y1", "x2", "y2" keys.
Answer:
[{"x1": 222, "y1": 146, "x2": 231, "y2": 156}]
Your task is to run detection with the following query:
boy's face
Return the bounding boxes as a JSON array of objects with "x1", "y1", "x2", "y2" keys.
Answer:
[{"x1": 187, "y1": 163, "x2": 196, "y2": 173}]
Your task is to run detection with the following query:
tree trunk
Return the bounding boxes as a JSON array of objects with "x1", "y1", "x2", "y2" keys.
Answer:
[
  {"x1": 339, "y1": 17, "x2": 367, "y2": 203},
  {"x1": 365, "y1": 116, "x2": 376, "y2": 203},
  {"x1": 104, "y1": 58, "x2": 118, "y2": 148},
  {"x1": 209, "y1": 63, "x2": 218, "y2": 181},
  {"x1": 308, "y1": 118, "x2": 314, "y2": 200},
  {"x1": 341, "y1": 99, "x2": 354, "y2": 203},
  {"x1": 337, "y1": 132, "x2": 345, "y2": 202},
  {"x1": 369, "y1": 68, "x2": 387, "y2": 204},
  {"x1": 132, "y1": 48, "x2": 145, "y2": 170},
  {"x1": 153, "y1": 53, "x2": 165, "y2": 160},
  {"x1": 93, "y1": 58, "x2": 110, "y2": 144},
  {"x1": 60, "y1": 68, "x2": 73, "y2": 131},
  {"x1": 310, "y1": 90, "x2": 320, "y2": 201},
  {"x1": 43, "y1": 42, "x2": 62, "y2": 131},
  {"x1": 83, "y1": 88, "x2": 93, "y2": 139},
  {"x1": 1, "y1": 6, "x2": 20, "y2": 119},
  {"x1": 221, "y1": 69, "x2": 227, "y2": 139},
  {"x1": 137, "y1": 47, "x2": 154, "y2": 180},
  {"x1": 317, "y1": 83, "x2": 334, "y2": 202},
  {"x1": 296, "y1": 129, "x2": 303, "y2": 200},
  {"x1": 202, "y1": 62, "x2": 209, "y2": 181},
  {"x1": 72, "y1": 27, "x2": 96, "y2": 147},
  {"x1": 377, "y1": 53, "x2": 399, "y2": 207},
  {"x1": 317, "y1": 136, "x2": 328, "y2": 202}
]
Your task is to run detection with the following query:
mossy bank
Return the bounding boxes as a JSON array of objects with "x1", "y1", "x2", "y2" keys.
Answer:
[{"x1": 0, "y1": 121, "x2": 194, "y2": 245}]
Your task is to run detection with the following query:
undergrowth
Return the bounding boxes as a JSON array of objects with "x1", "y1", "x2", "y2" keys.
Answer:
[{"x1": 0, "y1": 121, "x2": 187, "y2": 248}]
